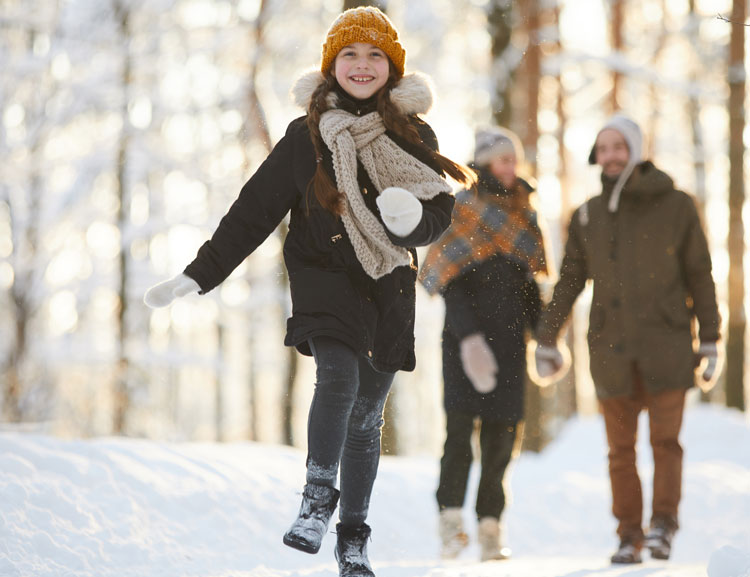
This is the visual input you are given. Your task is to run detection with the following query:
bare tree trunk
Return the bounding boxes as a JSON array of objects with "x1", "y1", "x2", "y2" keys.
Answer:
[
  {"x1": 512, "y1": 0, "x2": 540, "y2": 153},
  {"x1": 6, "y1": 259, "x2": 34, "y2": 422},
  {"x1": 279, "y1": 223, "x2": 299, "y2": 446},
  {"x1": 488, "y1": 0, "x2": 515, "y2": 128},
  {"x1": 516, "y1": 0, "x2": 544, "y2": 452},
  {"x1": 4, "y1": 314, "x2": 25, "y2": 422},
  {"x1": 688, "y1": 0, "x2": 708, "y2": 213},
  {"x1": 551, "y1": 3, "x2": 577, "y2": 420},
  {"x1": 4, "y1": 18, "x2": 54, "y2": 422},
  {"x1": 113, "y1": 0, "x2": 133, "y2": 434},
  {"x1": 247, "y1": 326, "x2": 259, "y2": 441},
  {"x1": 215, "y1": 324, "x2": 224, "y2": 442},
  {"x1": 726, "y1": 0, "x2": 747, "y2": 412},
  {"x1": 5, "y1": 146, "x2": 40, "y2": 423},
  {"x1": 242, "y1": 0, "x2": 300, "y2": 445},
  {"x1": 343, "y1": 0, "x2": 387, "y2": 10},
  {"x1": 687, "y1": 0, "x2": 713, "y2": 403},
  {"x1": 610, "y1": 0, "x2": 624, "y2": 112},
  {"x1": 647, "y1": 0, "x2": 668, "y2": 149}
]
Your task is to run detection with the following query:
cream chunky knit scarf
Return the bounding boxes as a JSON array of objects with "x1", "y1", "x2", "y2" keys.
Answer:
[
  {"x1": 292, "y1": 70, "x2": 452, "y2": 279},
  {"x1": 318, "y1": 109, "x2": 451, "y2": 279}
]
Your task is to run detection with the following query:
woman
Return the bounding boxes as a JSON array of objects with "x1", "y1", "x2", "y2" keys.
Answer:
[{"x1": 420, "y1": 126, "x2": 548, "y2": 562}]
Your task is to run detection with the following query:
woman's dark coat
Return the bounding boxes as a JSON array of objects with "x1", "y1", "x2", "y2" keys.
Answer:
[
  {"x1": 183, "y1": 80, "x2": 454, "y2": 373},
  {"x1": 441, "y1": 173, "x2": 541, "y2": 423}
]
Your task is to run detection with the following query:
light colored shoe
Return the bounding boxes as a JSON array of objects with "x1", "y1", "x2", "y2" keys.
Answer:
[
  {"x1": 439, "y1": 508, "x2": 469, "y2": 559},
  {"x1": 478, "y1": 516, "x2": 511, "y2": 561}
]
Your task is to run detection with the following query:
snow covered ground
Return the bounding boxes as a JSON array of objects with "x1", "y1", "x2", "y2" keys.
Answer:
[{"x1": 1, "y1": 400, "x2": 749, "y2": 577}]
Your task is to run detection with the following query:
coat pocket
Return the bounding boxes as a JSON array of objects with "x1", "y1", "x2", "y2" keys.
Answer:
[{"x1": 658, "y1": 295, "x2": 691, "y2": 329}]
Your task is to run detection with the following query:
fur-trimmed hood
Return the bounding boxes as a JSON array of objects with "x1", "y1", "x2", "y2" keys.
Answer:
[{"x1": 291, "y1": 70, "x2": 435, "y2": 116}]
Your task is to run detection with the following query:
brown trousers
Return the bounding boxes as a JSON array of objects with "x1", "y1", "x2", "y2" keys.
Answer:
[{"x1": 599, "y1": 366, "x2": 686, "y2": 542}]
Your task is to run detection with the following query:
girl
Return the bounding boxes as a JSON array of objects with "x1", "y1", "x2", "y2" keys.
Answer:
[
  {"x1": 144, "y1": 7, "x2": 474, "y2": 577},
  {"x1": 419, "y1": 127, "x2": 548, "y2": 562}
]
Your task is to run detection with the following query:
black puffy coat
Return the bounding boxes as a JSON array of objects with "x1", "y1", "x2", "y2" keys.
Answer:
[
  {"x1": 441, "y1": 175, "x2": 542, "y2": 423},
  {"x1": 184, "y1": 87, "x2": 454, "y2": 373}
]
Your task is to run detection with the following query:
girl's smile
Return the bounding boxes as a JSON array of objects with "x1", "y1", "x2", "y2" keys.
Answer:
[{"x1": 334, "y1": 42, "x2": 389, "y2": 100}]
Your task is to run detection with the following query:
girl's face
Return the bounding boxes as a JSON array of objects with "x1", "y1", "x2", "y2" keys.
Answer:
[
  {"x1": 488, "y1": 153, "x2": 517, "y2": 189},
  {"x1": 594, "y1": 128, "x2": 630, "y2": 178},
  {"x1": 334, "y1": 42, "x2": 390, "y2": 100}
]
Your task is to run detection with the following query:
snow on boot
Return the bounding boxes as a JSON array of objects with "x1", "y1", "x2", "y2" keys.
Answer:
[
  {"x1": 610, "y1": 537, "x2": 643, "y2": 564},
  {"x1": 334, "y1": 523, "x2": 375, "y2": 577},
  {"x1": 477, "y1": 516, "x2": 511, "y2": 561},
  {"x1": 438, "y1": 508, "x2": 469, "y2": 560},
  {"x1": 644, "y1": 516, "x2": 677, "y2": 560},
  {"x1": 283, "y1": 484, "x2": 340, "y2": 554}
]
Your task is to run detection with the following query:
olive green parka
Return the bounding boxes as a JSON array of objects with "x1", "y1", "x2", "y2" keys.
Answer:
[{"x1": 536, "y1": 161, "x2": 720, "y2": 399}]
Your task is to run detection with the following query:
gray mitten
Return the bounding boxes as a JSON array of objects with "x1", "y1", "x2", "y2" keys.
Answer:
[{"x1": 694, "y1": 341, "x2": 722, "y2": 393}]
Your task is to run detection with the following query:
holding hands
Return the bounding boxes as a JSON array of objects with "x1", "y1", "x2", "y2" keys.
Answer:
[{"x1": 530, "y1": 341, "x2": 570, "y2": 387}]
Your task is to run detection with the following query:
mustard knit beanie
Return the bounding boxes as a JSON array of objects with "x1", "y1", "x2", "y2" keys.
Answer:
[{"x1": 320, "y1": 7, "x2": 405, "y2": 76}]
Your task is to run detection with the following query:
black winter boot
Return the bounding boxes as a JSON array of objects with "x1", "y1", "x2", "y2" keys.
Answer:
[
  {"x1": 335, "y1": 523, "x2": 375, "y2": 577},
  {"x1": 283, "y1": 484, "x2": 340, "y2": 554}
]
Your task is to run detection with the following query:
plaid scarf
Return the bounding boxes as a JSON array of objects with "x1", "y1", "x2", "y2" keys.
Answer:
[{"x1": 419, "y1": 176, "x2": 548, "y2": 295}]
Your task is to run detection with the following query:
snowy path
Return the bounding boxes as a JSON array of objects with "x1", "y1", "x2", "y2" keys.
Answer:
[
  {"x1": 201, "y1": 558, "x2": 707, "y2": 576},
  {"x1": 1, "y1": 403, "x2": 748, "y2": 577}
]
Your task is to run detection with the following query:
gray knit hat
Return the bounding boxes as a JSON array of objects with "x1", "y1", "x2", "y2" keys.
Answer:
[
  {"x1": 588, "y1": 114, "x2": 644, "y2": 213},
  {"x1": 474, "y1": 126, "x2": 524, "y2": 166}
]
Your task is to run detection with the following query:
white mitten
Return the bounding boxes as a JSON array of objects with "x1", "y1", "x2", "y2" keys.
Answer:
[
  {"x1": 695, "y1": 341, "x2": 722, "y2": 393},
  {"x1": 375, "y1": 187, "x2": 423, "y2": 237},
  {"x1": 143, "y1": 273, "x2": 200, "y2": 308},
  {"x1": 459, "y1": 333, "x2": 498, "y2": 393},
  {"x1": 529, "y1": 341, "x2": 569, "y2": 387}
]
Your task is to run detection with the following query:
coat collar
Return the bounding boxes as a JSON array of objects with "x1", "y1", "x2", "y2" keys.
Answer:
[{"x1": 291, "y1": 69, "x2": 435, "y2": 116}]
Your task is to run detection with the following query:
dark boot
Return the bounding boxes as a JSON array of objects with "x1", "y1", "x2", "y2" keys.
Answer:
[
  {"x1": 283, "y1": 484, "x2": 340, "y2": 554},
  {"x1": 335, "y1": 523, "x2": 375, "y2": 577},
  {"x1": 610, "y1": 535, "x2": 643, "y2": 564},
  {"x1": 644, "y1": 515, "x2": 678, "y2": 560}
]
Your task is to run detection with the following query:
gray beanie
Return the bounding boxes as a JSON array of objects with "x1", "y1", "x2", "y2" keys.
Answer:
[
  {"x1": 474, "y1": 126, "x2": 524, "y2": 166},
  {"x1": 588, "y1": 114, "x2": 644, "y2": 213}
]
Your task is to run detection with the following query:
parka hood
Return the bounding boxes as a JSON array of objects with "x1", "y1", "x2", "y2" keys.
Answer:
[
  {"x1": 602, "y1": 161, "x2": 674, "y2": 203},
  {"x1": 291, "y1": 69, "x2": 435, "y2": 116}
]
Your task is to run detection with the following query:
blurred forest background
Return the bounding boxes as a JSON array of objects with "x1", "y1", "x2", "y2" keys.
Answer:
[{"x1": 1, "y1": 0, "x2": 748, "y2": 454}]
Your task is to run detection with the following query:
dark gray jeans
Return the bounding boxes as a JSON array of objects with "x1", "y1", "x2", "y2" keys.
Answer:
[{"x1": 306, "y1": 336, "x2": 394, "y2": 528}]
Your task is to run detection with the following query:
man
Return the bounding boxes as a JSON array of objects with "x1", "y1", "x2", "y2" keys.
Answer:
[{"x1": 533, "y1": 115, "x2": 721, "y2": 564}]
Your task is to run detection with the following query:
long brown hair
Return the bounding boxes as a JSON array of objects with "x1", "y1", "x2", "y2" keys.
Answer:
[{"x1": 305, "y1": 65, "x2": 477, "y2": 215}]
